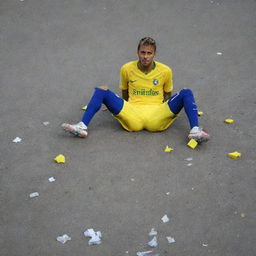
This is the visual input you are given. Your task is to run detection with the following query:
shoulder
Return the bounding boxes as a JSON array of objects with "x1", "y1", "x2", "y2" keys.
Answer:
[
  {"x1": 155, "y1": 61, "x2": 172, "y2": 73},
  {"x1": 121, "y1": 61, "x2": 137, "y2": 71}
]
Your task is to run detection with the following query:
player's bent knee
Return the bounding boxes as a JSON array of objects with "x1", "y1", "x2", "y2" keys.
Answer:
[
  {"x1": 181, "y1": 88, "x2": 193, "y2": 96},
  {"x1": 97, "y1": 85, "x2": 109, "y2": 90}
]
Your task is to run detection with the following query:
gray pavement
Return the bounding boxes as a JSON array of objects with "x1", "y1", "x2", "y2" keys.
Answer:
[{"x1": 1, "y1": 0, "x2": 256, "y2": 255}]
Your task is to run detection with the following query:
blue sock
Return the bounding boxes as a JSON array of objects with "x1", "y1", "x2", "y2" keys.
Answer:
[
  {"x1": 82, "y1": 88, "x2": 124, "y2": 126},
  {"x1": 168, "y1": 89, "x2": 198, "y2": 129}
]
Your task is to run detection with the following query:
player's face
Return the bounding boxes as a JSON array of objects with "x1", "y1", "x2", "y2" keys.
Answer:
[{"x1": 137, "y1": 45, "x2": 156, "y2": 68}]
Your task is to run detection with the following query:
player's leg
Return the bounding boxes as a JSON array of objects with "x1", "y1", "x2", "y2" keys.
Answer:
[
  {"x1": 168, "y1": 89, "x2": 210, "y2": 142},
  {"x1": 62, "y1": 86, "x2": 124, "y2": 137}
]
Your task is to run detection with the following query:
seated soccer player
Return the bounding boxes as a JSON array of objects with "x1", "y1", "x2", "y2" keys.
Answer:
[{"x1": 62, "y1": 37, "x2": 210, "y2": 142}]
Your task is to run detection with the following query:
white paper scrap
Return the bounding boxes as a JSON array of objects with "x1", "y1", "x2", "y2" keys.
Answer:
[
  {"x1": 161, "y1": 215, "x2": 169, "y2": 223},
  {"x1": 48, "y1": 177, "x2": 56, "y2": 182},
  {"x1": 148, "y1": 228, "x2": 157, "y2": 236},
  {"x1": 148, "y1": 236, "x2": 158, "y2": 248},
  {"x1": 216, "y1": 52, "x2": 223, "y2": 55},
  {"x1": 202, "y1": 243, "x2": 208, "y2": 247},
  {"x1": 29, "y1": 192, "x2": 39, "y2": 198},
  {"x1": 185, "y1": 157, "x2": 193, "y2": 161},
  {"x1": 137, "y1": 251, "x2": 153, "y2": 256},
  {"x1": 57, "y1": 234, "x2": 71, "y2": 244},
  {"x1": 43, "y1": 121, "x2": 50, "y2": 126},
  {"x1": 84, "y1": 228, "x2": 102, "y2": 245},
  {"x1": 187, "y1": 163, "x2": 193, "y2": 166},
  {"x1": 13, "y1": 137, "x2": 22, "y2": 143},
  {"x1": 166, "y1": 236, "x2": 175, "y2": 243}
]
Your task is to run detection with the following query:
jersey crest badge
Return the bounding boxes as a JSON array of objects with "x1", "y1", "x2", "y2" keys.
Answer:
[{"x1": 153, "y1": 79, "x2": 159, "y2": 85}]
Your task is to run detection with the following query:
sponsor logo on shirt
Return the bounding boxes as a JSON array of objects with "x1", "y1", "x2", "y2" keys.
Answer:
[{"x1": 133, "y1": 89, "x2": 159, "y2": 96}]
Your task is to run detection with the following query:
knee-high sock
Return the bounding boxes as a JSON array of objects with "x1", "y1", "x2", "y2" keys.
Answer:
[
  {"x1": 168, "y1": 89, "x2": 198, "y2": 129},
  {"x1": 82, "y1": 88, "x2": 124, "y2": 126}
]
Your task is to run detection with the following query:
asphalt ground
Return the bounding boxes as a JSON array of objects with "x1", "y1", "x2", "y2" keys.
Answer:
[{"x1": 1, "y1": 0, "x2": 256, "y2": 255}]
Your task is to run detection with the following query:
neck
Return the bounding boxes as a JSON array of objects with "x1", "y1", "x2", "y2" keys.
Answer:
[{"x1": 138, "y1": 61, "x2": 155, "y2": 73}]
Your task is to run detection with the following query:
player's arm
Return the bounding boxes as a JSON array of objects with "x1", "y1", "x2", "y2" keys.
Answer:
[
  {"x1": 122, "y1": 89, "x2": 129, "y2": 101},
  {"x1": 164, "y1": 91, "x2": 172, "y2": 102}
]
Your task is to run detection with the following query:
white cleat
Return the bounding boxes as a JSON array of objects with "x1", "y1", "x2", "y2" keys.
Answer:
[{"x1": 62, "y1": 122, "x2": 88, "y2": 138}]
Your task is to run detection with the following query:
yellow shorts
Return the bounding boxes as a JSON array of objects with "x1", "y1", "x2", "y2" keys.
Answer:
[{"x1": 113, "y1": 101, "x2": 178, "y2": 132}]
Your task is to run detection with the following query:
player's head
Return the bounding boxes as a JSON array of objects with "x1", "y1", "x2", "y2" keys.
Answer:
[
  {"x1": 137, "y1": 37, "x2": 156, "y2": 52},
  {"x1": 137, "y1": 37, "x2": 156, "y2": 69}
]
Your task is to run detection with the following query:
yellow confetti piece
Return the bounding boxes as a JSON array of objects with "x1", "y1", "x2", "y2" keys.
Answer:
[
  {"x1": 82, "y1": 105, "x2": 87, "y2": 110},
  {"x1": 198, "y1": 111, "x2": 203, "y2": 116},
  {"x1": 227, "y1": 151, "x2": 241, "y2": 159},
  {"x1": 225, "y1": 119, "x2": 234, "y2": 124},
  {"x1": 187, "y1": 139, "x2": 198, "y2": 149},
  {"x1": 164, "y1": 145, "x2": 174, "y2": 152},
  {"x1": 54, "y1": 154, "x2": 66, "y2": 163}
]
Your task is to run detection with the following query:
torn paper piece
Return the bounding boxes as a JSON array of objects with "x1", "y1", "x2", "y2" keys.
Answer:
[
  {"x1": 54, "y1": 154, "x2": 66, "y2": 163},
  {"x1": 84, "y1": 228, "x2": 102, "y2": 245},
  {"x1": 161, "y1": 215, "x2": 169, "y2": 223},
  {"x1": 187, "y1": 139, "x2": 198, "y2": 149},
  {"x1": 82, "y1": 105, "x2": 87, "y2": 110},
  {"x1": 57, "y1": 234, "x2": 71, "y2": 244},
  {"x1": 224, "y1": 119, "x2": 234, "y2": 124},
  {"x1": 137, "y1": 251, "x2": 153, "y2": 256},
  {"x1": 29, "y1": 192, "x2": 39, "y2": 198},
  {"x1": 216, "y1": 52, "x2": 223, "y2": 55},
  {"x1": 149, "y1": 228, "x2": 158, "y2": 236},
  {"x1": 166, "y1": 192, "x2": 170, "y2": 195},
  {"x1": 164, "y1": 145, "x2": 174, "y2": 152},
  {"x1": 48, "y1": 177, "x2": 56, "y2": 182},
  {"x1": 13, "y1": 137, "x2": 22, "y2": 143},
  {"x1": 43, "y1": 121, "x2": 50, "y2": 126},
  {"x1": 227, "y1": 151, "x2": 241, "y2": 159},
  {"x1": 148, "y1": 236, "x2": 158, "y2": 248},
  {"x1": 202, "y1": 243, "x2": 208, "y2": 247},
  {"x1": 187, "y1": 163, "x2": 193, "y2": 167},
  {"x1": 198, "y1": 111, "x2": 203, "y2": 116},
  {"x1": 185, "y1": 157, "x2": 193, "y2": 161},
  {"x1": 166, "y1": 236, "x2": 175, "y2": 243}
]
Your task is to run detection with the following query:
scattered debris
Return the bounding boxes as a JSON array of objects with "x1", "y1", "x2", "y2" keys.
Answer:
[
  {"x1": 166, "y1": 192, "x2": 170, "y2": 195},
  {"x1": 82, "y1": 105, "x2": 87, "y2": 110},
  {"x1": 43, "y1": 121, "x2": 50, "y2": 126},
  {"x1": 29, "y1": 192, "x2": 39, "y2": 198},
  {"x1": 187, "y1": 163, "x2": 193, "y2": 166},
  {"x1": 185, "y1": 157, "x2": 193, "y2": 161},
  {"x1": 56, "y1": 234, "x2": 71, "y2": 244},
  {"x1": 149, "y1": 228, "x2": 158, "y2": 236},
  {"x1": 224, "y1": 119, "x2": 234, "y2": 124},
  {"x1": 202, "y1": 243, "x2": 208, "y2": 247},
  {"x1": 148, "y1": 236, "x2": 158, "y2": 248},
  {"x1": 216, "y1": 52, "x2": 223, "y2": 55},
  {"x1": 13, "y1": 137, "x2": 22, "y2": 143},
  {"x1": 227, "y1": 151, "x2": 241, "y2": 159},
  {"x1": 166, "y1": 236, "x2": 175, "y2": 243},
  {"x1": 164, "y1": 145, "x2": 174, "y2": 152},
  {"x1": 48, "y1": 177, "x2": 56, "y2": 182},
  {"x1": 187, "y1": 139, "x2": 198, "y2": 149},
  {"x1": 54, "y1": 154, "x2": 66, "y2": 163},
  {"x1": 136, "y1": 251, "x2": 153, "y2": 256},
  {"x1": 84, "y1": 228, "x2": 102, "y2": 245},
  {"x1": 240, "y1": 212, "x2": 246, "y2": 218},
  {"x1": 161, "y1": 215, "x2": 169, "y2": 223},
  {"x1": 130, "y1": 178, "x2": 135, "y2": 181},
  {"x1": 198, "y1": 111, "x2": 204, "y2": 116}
]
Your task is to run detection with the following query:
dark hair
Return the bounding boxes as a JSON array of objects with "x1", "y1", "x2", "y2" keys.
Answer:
[{"x1": 137, "y1": 37, "x2": 156, "y2": 52}]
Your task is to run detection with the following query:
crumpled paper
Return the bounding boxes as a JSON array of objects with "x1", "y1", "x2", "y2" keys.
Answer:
[
  {"x1": 224, "y1": 119, "x2": 234, "y2": 124},
  {"x1": 54, "y1": 154, "x2": 65, "y2": 163},
  {"x1": 227, "y1": 151, "x2": 241, "y2": 159},
  {"x1": 136, "y1": 251, "x2": 153, "y2": 256},
  {"x1": 57, "y1": 234, "x2": 71, "y2": 244},
  {"x1": 164, "y1": 145, "x2": 174, "y2": 152},
  {"x1": 187, "y1": 139, "x2": 198, "y2": 149},
  {"x1": 84, "y1": 228, "x2": 102, "y2": 245},
  {"x1": 148, "y1": 236, "x2": 158, "y2": 248}
]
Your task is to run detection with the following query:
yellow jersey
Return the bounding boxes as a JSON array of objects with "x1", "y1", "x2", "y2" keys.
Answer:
[{"x1": 119, "y1": 61, "x2": 173, "y2": 105}]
